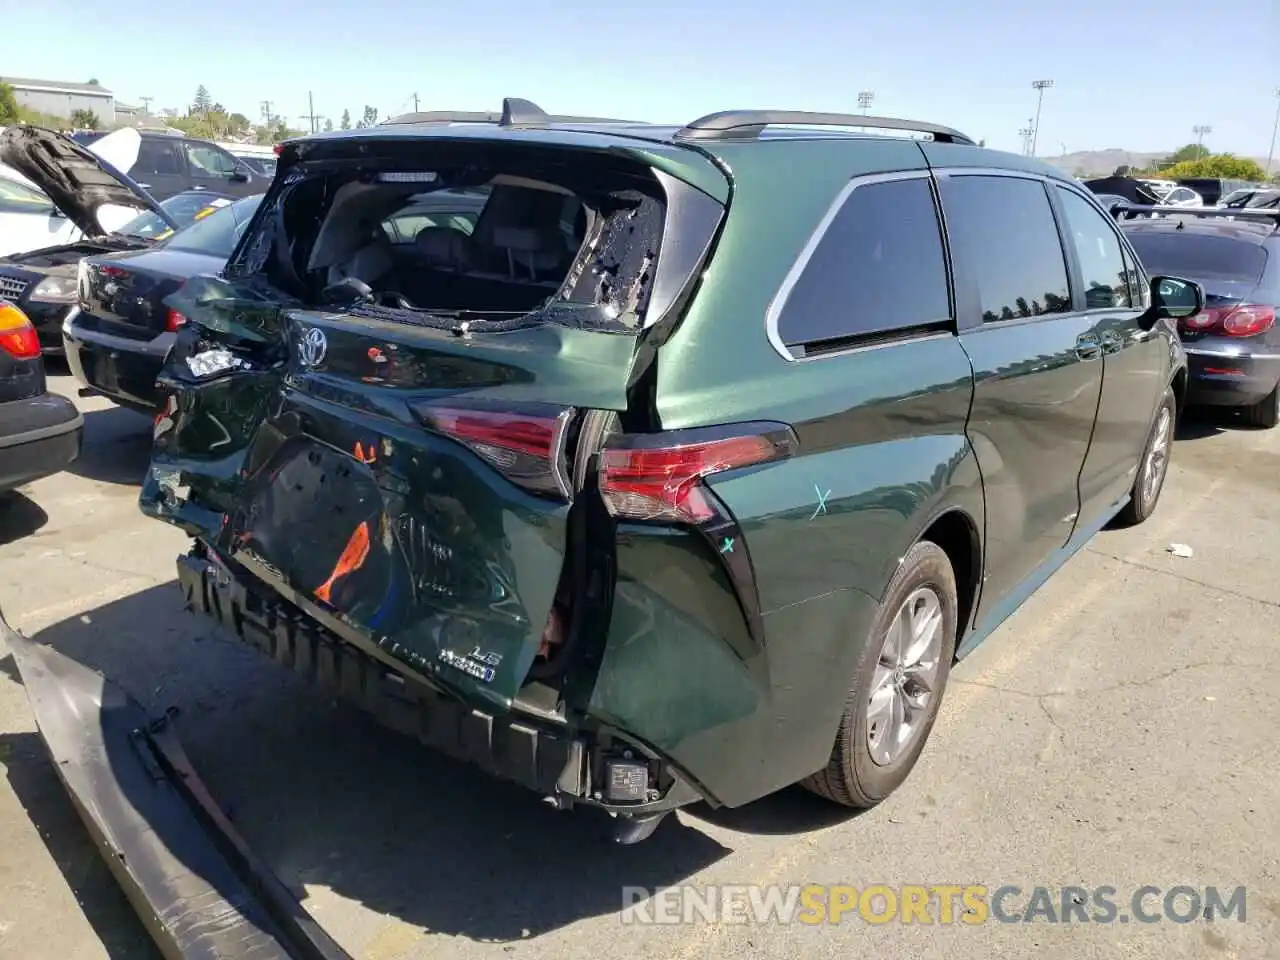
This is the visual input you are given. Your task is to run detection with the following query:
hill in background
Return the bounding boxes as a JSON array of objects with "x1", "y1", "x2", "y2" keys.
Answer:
[{"x1": 1041, "y1": 148, "x2": 1272, "y2": 179}]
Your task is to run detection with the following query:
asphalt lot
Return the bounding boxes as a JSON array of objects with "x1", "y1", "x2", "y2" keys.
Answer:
[{"x1": 1, "y1": 371, "x2": 1278, "y2": 960}]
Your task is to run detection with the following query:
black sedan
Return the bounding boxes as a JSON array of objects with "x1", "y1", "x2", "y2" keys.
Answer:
[
  {"x1": 64, "y1": 193, "x2": 263, "y2": 414},
  {"x1": 0, "y1": 300, "x2": 82, "y2": 494},
  {"x1": 1123, "y1": 213, "x2": 1280, "y2": 427}
]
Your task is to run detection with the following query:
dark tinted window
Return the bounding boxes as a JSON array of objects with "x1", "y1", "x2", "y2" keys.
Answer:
[
  {"x1": 940, "y1": 175, "x2": 1071, "y2": 322},
  {"x1": 1124, "y1": 231, "x2": 1268, "y2": 283},
  {"x1": 1056, "y1": 187, "x2": 1134, "y2": 309},
  {"x1": 135, "y1": 139, "x2": 185, "y2": 177},
  {"x1": 775, "y1": 176, "x2": 950, "y2": 346}
]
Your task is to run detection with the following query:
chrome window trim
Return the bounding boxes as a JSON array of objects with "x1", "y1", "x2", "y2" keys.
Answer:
[{"x1": 763, "y1": 169, "x2": 939, "y2": 362}]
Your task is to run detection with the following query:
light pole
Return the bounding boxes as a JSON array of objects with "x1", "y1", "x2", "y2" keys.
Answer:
[
  {"x1": 1031, "y1": 79, "x2": 1053, "y2": 156},
  {"x1": 857, "y1": 91, "x2": 875, "y2": 115},
  {"x1": 1193, "y1": 124, "x2": 1212, "y2": 159},
  {"x1": 1018, "y1": 119, "x2": 1034, "y2": 156},
  {"x1": 1266, "y1": 88, "x2": 1280, "y2": 178}
]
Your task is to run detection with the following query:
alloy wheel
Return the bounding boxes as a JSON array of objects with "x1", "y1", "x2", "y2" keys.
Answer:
[{"x1": 867, "y1": 585, "x2": 944, "y2": 766}]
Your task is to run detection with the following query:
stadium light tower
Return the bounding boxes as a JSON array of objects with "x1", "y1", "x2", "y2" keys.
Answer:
[
  {"x1": 857, "y1": 91, "x2": 875, "y2": 115},
  {"x1": 1030, "y1": 79, "x2": 1054, "y2": 156}
]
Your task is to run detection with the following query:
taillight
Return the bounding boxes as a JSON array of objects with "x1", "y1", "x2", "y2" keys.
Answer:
[
  {"x1": 273, "y1": 143, "x2": 284, "y2": 156},
  {"x1": 1221, "y1": 304, "x2": 1275, "y2": 337},
  {"x1": 411, "y1": 400, "x2": 574, "y2": 498},
  {"x1": 165, "y1": 308, "x2": 187, "y2": 332},
  {"x1": 0, "y1": 302, "x2": 40, "y2": 359},
  {"x1": 1182, "y1": 303, "x2": 1276, "y2": 337},
  {"x1": 599, "y1": 424, "x2": 798, "y2": 525}
]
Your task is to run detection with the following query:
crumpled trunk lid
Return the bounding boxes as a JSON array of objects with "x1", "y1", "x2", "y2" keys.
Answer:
[{"x1": 143, "y1": 279, "x2": 643, "y2": 713}]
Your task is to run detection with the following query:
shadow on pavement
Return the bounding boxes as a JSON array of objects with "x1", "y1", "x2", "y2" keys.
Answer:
[
  {"x1": 689, "y1": 785, "x2": 865, "y2": 836},
  {"x1": 0, "y1": 722, "x2": 161, "y2": 960},
  {"x1": 67, "y1": 407, "x2": 153, "y2": 486},
  {"x1": 14, "y1": 582, "x2": 750, "y2": 947},
  {"x1": 0, "y1": 493, "x2": 48, "y2": 545}
]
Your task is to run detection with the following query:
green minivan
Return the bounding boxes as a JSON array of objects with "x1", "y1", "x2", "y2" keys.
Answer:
[{"x1": 143, "y1": 100, "x2": 1202, "y2": 842}]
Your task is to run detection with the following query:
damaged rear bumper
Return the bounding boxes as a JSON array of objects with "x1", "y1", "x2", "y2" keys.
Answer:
[
  {"x1": 0, "y1": 609, "x2": 353, "y2": 960},
  {"x1": 174, "y1": 551, "x2": 705, "y2": 830}
]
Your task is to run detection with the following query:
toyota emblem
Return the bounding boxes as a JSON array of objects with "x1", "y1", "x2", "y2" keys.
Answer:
[{"x1": 298, "y1": 327, "x2": 327, "y2": 367}]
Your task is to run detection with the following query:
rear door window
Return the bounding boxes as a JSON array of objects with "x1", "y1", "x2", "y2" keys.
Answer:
[
  {"x1": 773, "y1": 175, "x2": 952, "y2": 348},
  {"x1": 135, "y1": 139, "x2": 186, "y2": 177},
  {"x1": 939, "y1": 175, "x2": 1071, "y2": 321},
  {"x1": 1055, "y1": 187, "x2": 1134, "y2": 309}
]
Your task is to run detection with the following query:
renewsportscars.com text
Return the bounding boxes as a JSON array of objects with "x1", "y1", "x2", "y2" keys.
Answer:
[{"x1": 620, "y1": 884, "x2": 1247, "y2": 926}]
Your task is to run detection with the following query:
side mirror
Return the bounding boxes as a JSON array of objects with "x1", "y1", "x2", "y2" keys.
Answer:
[
  {"x1": 229, "y1": 162, "x2": 251, "y2": 183},
  {"x1": 1150, "y1": 276, "x2": 1204, "y2": 320}
]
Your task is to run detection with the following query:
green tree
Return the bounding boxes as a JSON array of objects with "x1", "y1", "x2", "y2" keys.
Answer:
[
  {"x1": 87, "y1": 77, "x2": 100, "y2": 85},
  {"x1": 356, "y1": 105, "x2": 379, "y2": 128},
  {"x1": 1160, "y1": 143, "x2": 1208, "y2": 167},
  {"x1": 228, "y1": 112, "x2": 250, "y2": 134},
  {"x1": 323, "y1": 118, "x2": 333, "y2": 132},
  {"x1": 1155, "y1": 155, "x2": 1268, "y2": 182},
  {"x1": 70, "y1": 109, "x2": 101, "y2": 129},
  {"x1": 340, "y1": 108, "x2": 351, "y2": 130},
  {"x1": 0, "y1": 82, "x2": 19, "y2": 124},
  {"x1": 192, "y1": 85, "x2": 212, "y2": 117}
]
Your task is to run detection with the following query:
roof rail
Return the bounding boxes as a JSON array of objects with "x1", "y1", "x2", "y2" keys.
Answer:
[
  {"x1": 675, "y1": 110, "x2": 976, "y2": 145},
  {"x1": 1114, "y1": 204, "x2": 1280, "y2": 225},
  {"x1": 381, "y1": 98, "x2": 636, "y2": 128}
]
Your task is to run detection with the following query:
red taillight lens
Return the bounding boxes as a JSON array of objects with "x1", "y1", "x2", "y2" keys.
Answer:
[
  {"x1": 1182, "y1": 303, "x2": 1276, "y2": 337},
  {"x1": 1221, "y1": 304, "x2": 1275, "y2": 337},
  {"x1": 165, "y1": 308, "x2": 187, "y2": 332},
  {"x1": 0, "y1": 302, "x2": 40, "y2": 359},
  {"x1": 599, "y1": 427, "x2": 797, "y2": 525},
  {"x1": 1181, "y1": 307, "x2": 1227, "y2": 331},
  {"x1": 413, "y1": 402, "x2": 574, "y2": 498},
  {"x1": 273, "y1": 143, "x2": 284, "y2": 156}
]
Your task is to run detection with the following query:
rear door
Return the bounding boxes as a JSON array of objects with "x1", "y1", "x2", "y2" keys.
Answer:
[
  {"x1": 131, "y1": 138, "x2": 188, "y2": 201},
  {"x1": 938, "y1": 171, "x2": 1105, "y2": 610}
]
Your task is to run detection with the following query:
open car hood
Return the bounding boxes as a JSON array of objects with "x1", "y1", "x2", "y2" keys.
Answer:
[{"x1": 0, "y1": 126, "x2": 179, "y2": 238}]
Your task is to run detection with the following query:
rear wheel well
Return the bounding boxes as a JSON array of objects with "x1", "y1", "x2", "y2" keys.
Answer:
[{"x1": 919, "y1": 511, "x2": 981, "y2": 655}]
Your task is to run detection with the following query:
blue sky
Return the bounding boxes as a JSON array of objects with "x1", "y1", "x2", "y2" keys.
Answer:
[{"x1": 6, "y1": 0, "x2": 1279, "y2": 159}]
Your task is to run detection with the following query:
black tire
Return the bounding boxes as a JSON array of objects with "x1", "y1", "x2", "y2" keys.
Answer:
[
  {"x1": 802, "y1": 540, "x2": 958, "y2": 808},
  {"x1": 1243, "y1": 383, "x2": 1280, "y2": 429},
  {"x1": 1115, "y1": 386, "x2": 1176, "y2": 527}
]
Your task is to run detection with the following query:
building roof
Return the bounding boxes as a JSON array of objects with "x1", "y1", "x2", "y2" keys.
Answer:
[{"x1": 0, "y1": 76, "x2": 113, "y2": 97}]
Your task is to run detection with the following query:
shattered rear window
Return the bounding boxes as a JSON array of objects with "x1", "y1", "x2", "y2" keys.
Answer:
[{"x1": 228, "y1": 146, "x2": 668, "y2": 336}]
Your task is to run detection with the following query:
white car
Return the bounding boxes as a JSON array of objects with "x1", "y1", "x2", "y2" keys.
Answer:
[
  {"x1": 0, "y1": 128, "x2": 152, "y2": 258},
  {"x1": 0, "y1": 166, "x2": 80, "y2": 257}
]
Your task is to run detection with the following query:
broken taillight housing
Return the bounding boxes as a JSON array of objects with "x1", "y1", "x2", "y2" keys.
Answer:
[
  {"x1": 599, "y1": 424, "x2": 798, "y2": 525},
  {"x1": 411, "y1": 400, "x2": 575, "y2": 499},
  {"x1": 165, "y1": 308, "x2": 187, "y2": 333},
  {"x1": 0, "y1": 302, "x2": 40, "y2": 359}
]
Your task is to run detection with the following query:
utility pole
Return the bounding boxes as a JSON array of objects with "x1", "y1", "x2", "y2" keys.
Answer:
[
  {"x1": 139, "y1": 95, "x2": 153, "y2": 116},
  {"x1": 1018, "y1": 119, "x2": 1034, "y2": 156},
  {"x1": 1193, "y1": 124, "x2": 1212, "y2": 159},
  {"x1": 260, "y1": 100, "x2": 274, "y2": 129},
  {"x1": 412, "y1": 92, "x2": 420, "y2": 112},
  {"x1": 1030, "y1": 79, "x2": 1053, "y2": 156},
  {"x1": 301, "y1": 91, "x2": 322, "y2": 133},
  {"x1": 1266, "y1": 88, "x2": 1280, "y2": 178},
  {"x1": 857, "y1": 91, "x2": 875, "y2": 115}
]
